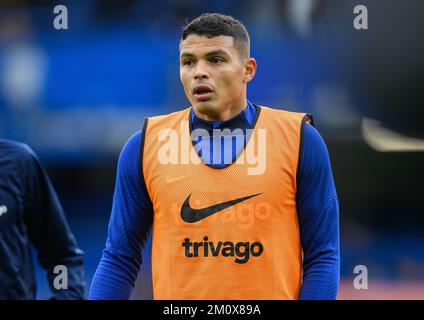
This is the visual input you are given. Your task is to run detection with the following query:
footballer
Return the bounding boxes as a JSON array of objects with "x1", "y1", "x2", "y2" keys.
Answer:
[
  {"x1": 0, "y1": 140, "x2": 85, "y2": 299},
  {"x1": 90, "y1": 13, "x2": 340, "y2": 300}
]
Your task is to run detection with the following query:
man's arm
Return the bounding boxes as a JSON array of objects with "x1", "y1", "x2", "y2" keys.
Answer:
[
  {"x1": 89, "y1": 130, "x2": 153, "y2": 300},
  {"x1": 21, "y1": 145, "x2": 85, "y2": 300},
  {"x1": 297, "y1": 123, "x2": 340, "y2": 300}
]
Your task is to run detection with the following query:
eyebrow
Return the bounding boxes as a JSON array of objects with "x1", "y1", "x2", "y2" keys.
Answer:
[{"x1": 180, "y1": 49, "x2": 231, "y2": 59}]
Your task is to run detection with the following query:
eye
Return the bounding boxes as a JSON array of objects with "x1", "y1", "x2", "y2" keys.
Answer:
[
  {"x1": 183, "y1": 60, "x2": 193, "y2": 66},
  {"x1": 210, "y1": 57, "x2": 224, "y2": 64}
]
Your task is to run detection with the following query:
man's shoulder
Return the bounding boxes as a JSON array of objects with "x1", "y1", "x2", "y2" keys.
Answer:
[
  {"x1": 0, "y1": 139, "x2": 37, "y2": 161},
  {"x1": 257, "y1": 105, "x2": 310, "y2": 123},
  {"x1": 258, "y1": 104, "x2": 305, "y2": 115}
]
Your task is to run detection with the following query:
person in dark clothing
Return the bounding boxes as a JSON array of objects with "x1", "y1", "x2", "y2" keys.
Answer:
[{"x1": 0, "y1": 139, "x2": 85, "y2": 299}]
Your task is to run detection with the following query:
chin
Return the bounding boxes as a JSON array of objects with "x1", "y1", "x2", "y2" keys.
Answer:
[{"x1": 194, "y1": 101, "x2": 219, "y2": 115}]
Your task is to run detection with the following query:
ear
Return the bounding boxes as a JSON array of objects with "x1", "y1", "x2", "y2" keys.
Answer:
[{"x1": 243, "y1": 58, "x2": 257, "y2": 83}]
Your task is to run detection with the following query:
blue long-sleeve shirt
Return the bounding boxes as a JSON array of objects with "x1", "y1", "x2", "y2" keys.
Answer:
[
  {"x1": 90, "y1": 102, "x2": 340, "y2": 300},
  {"x1": 0, "y1": 140, "x2": 85, "y2": 299}
]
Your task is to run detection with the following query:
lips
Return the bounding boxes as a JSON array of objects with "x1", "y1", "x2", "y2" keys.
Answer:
[{"x1": 192, "y1": 84, "x2": 213, "y2": 101}]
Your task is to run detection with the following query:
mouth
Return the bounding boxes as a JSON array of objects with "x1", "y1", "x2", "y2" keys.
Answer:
[{"x1": 192, "y1": 84, "x2": 214, "y2": 101}]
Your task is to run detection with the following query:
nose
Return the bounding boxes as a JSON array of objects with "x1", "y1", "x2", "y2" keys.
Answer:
[{"x1": 194, "y1": 61, "x2": 209, "y2": 80}]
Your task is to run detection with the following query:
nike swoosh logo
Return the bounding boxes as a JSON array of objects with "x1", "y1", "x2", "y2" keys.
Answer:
[
  {"x1": 180, "y1": 193, "x2": 262, "y2": 223},
  {"x1": 166, "y1": 175, "x2": 190, "y2": 184}
]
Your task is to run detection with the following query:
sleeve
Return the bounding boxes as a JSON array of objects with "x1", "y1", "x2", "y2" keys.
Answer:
[
  {"x1": 296, "y1": 123, "x2": 340, "y2": 300},
  {"x1": 22, "y1": 145, "x2": 85, "y2": 300},
  {"x1": 89, "y1": 129, "x2": 153, "y2": 300}
]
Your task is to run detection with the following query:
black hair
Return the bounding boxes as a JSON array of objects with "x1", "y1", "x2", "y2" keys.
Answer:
[{"x1": 181, "y1": 13, "x2": 250, "y2": 57}]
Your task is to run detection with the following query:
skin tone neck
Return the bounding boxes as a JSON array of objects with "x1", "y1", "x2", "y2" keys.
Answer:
[{"x1": 179, "y1": 34, "x2": 256, "y2": 122}]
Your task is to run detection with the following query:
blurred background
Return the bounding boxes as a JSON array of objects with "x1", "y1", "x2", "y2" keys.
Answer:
[{"x1": 0, "y1": 0, "x2": 423, "y2": 299}]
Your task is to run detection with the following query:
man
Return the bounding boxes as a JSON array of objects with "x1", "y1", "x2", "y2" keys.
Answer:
[
  {"x1": 90, "y1": 13, "x2": 339, "y2": 300},
  {"x1": 0, "y1": 140, "x2": 85, "y2": 299}
]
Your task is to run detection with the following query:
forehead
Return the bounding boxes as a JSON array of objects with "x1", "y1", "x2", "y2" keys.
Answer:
[{"x1": 179, "y1": 34, "x2": 236, "y2": 56}]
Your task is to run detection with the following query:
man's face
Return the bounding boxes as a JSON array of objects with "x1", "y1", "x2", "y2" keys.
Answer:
[{"x1": 179, "y1": 34, "x2": 253, "y2": 119}]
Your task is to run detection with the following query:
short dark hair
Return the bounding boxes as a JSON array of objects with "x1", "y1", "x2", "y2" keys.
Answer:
[{"x1": 181, "y1": 13, "x2": 250, "y2": 58}]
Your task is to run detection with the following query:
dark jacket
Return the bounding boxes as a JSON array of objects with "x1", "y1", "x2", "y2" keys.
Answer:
[{"x1": 0, "y1": 140, "x2": 85, "y2": 299}]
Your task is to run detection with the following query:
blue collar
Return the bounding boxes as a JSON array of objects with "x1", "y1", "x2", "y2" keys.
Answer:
[{"x1": 190, "y1": 100, "x2": 257, "y2": 132}]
